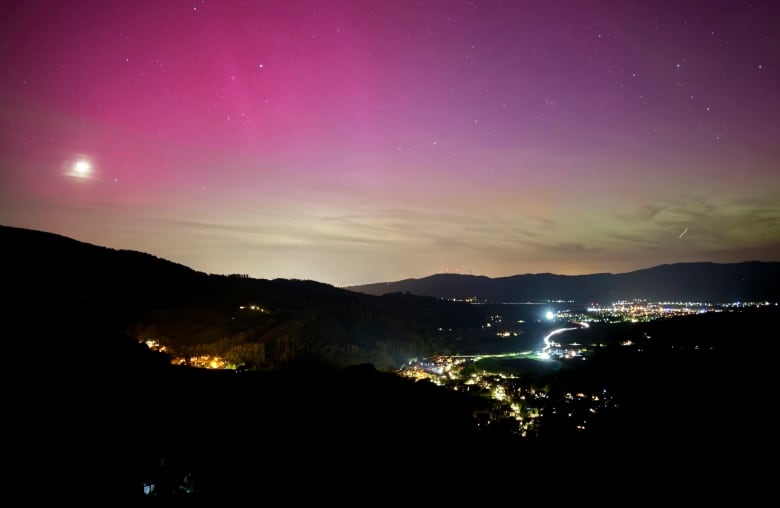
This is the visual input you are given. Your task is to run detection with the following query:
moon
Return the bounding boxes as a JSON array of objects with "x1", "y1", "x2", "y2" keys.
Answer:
[
  {"x1": 73, "y1": 160, "x2": 91, "y2": 177},
  {"x1": 67, "y1": 158, "x2": 92, "y2": 179}
]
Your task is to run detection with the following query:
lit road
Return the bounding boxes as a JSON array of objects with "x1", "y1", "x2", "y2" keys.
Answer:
[
  {"x1": 541, "y1": 327, "x2": 577, "y2": 355},
  {"x1": 541, "y1": 321, "x2": 589, "y2": 357},
  {"x1": 456, "y1": 321, "x2": 591, "y2": 363}
]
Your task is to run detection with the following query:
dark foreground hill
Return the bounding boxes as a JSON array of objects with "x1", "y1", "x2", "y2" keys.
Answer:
[
  {"x1": 1, "y1": 224, "x2": 499, "y2": 370},
  {"x1": 11, "y1": 295, "x2": 775, "y2": 500},
  {"x1": 347, "y1": 261, "x2": 780, "y2": 303},
  {"x1": 4, "y1": 224, "x2": 774, "y2": 499}
]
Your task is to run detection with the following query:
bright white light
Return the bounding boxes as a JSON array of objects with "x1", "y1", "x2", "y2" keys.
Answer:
[
  {"x1": 74, "y1": 161, "x2": 89, "y2": 175},
  {"x1": 545, "y1": 311, "x2": 554, "y2": 320},
  {"x1": 74, "y1": 160, "x2": 90, "y2": 176},
  {"x1": 67, "y1": 158, "x2": 93, "y2": 179}
]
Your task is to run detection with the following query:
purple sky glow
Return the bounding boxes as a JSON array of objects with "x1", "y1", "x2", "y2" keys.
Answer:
[{"x1": 1, "y1": 0, "x2": 778, "y2": 285}]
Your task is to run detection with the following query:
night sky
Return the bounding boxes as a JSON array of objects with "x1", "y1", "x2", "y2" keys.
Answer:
[{"x1": 1, "y1": 0, "x2": 778, "y2": 286}]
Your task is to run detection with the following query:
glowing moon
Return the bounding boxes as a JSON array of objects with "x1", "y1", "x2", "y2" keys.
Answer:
[{"x1": 73, "y1": 160, "x2": 91, "y2": 177}]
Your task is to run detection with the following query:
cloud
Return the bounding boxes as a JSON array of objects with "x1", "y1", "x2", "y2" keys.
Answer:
[{"x1": 594, "y1": 195, "x2": 780, "y2": 258}]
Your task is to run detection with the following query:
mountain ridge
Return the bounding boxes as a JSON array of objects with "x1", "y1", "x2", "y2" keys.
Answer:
[
  {"x1": 1, "y1": 223, "x2": 495, "y2": 370},
  {"x1": 347, "y1": 260, "x2": 780, "y2": 303},
  {"x1": 5, "y1": 223, "x2": 777, "y2": 305}
]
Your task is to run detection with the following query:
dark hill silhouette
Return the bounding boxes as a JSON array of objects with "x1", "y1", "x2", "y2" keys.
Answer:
[
  {"x1": 347, "y1": 261, "x2": 780, "y2": 303},
  {"x1": 11, "y1": 295, "x2": 514, "y2": 498},
  {"x1": 4, "y1": 224, "x2": 772, "y2": 499},
  {"x1": 1, "y1": 224, "x2": 499, "y2": 369},
  {"x1": 1, "y1": 223, "x2": 350, "y2": 312},
  {"x1": 2, "y1": 224, "x2": 517, "y2": 496}
]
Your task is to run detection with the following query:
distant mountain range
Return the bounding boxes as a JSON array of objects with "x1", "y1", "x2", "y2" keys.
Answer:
[
  {"x1": 4, "y1": 222, "x2": 778, "y2": 374},
  {"x1": 347, "y1": 262, "x2": 780, "y2": 303}
]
